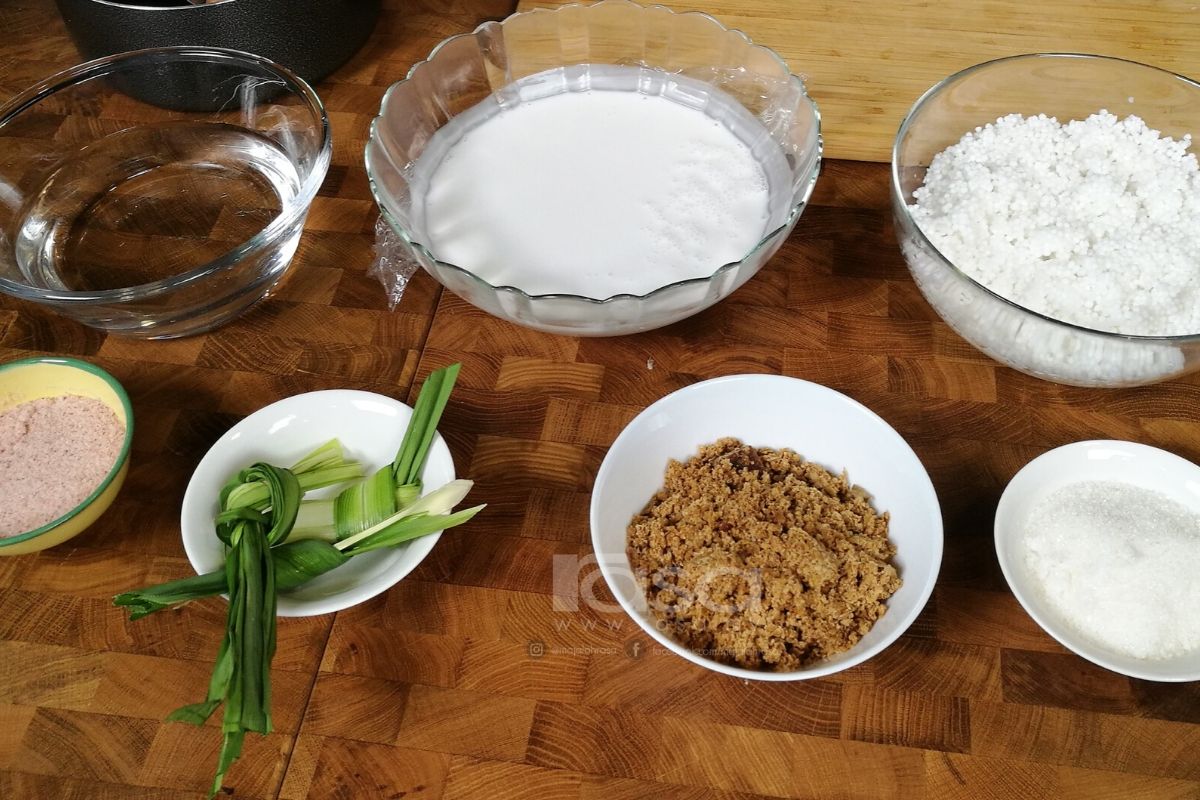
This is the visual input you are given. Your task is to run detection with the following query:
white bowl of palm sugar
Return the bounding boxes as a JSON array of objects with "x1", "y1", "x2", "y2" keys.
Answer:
[
  {"x1": 996, "y1": 439, "x2": 1200, "y2": 681},
  {"x1": 590, "y1": 374, "x2": 944, "y2": 681}
]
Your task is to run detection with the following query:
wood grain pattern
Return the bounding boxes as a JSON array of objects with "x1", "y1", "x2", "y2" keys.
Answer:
[
  {"x1": 2, "y1": 0, "x2": 1200, "y2": 798},
  {"x1": 521, "y1": 0, "x2": 1200, "y2": 162}
]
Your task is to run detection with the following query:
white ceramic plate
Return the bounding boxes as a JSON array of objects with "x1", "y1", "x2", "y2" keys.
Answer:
[
  {"x1": 995, "y1": 439, "x2": 1200, "y2": 682},
  {"x1": 181, "y1": 389, "x2": 454, "y2": 617},
  {"x1": 590, "y1": 374, "x2": 943, "y2": 680}
]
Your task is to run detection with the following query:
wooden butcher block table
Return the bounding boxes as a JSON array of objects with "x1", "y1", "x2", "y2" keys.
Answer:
[{"x1": 2, "y1": 0, "x2": 1200, "y2": 797}]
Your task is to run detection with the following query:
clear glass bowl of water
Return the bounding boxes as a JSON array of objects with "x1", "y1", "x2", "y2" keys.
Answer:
[
  {"x1": 365, "y1": 0, "x2": 821, "y2": 337},
  {"x1": 0, "y1": 47, "x2": 331, "y2": 338}
]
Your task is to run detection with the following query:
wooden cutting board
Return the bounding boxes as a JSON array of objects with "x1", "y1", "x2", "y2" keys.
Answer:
[
  {"x1": 521, "y1": 0, "x2": 1200, "y2": 161},
  {"x1": 3, "y1": 1, "x2": 1200, "y2": 799}
]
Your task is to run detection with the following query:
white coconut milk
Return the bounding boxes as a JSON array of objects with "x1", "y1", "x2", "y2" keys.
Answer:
[{"x1": 413, "y1": 67, "x2": 787, "y2": 297}]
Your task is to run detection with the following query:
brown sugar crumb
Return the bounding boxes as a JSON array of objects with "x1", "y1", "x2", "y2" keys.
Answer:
[{"x1": 626, "y1": 437, "x2": 901, "y2": 671}]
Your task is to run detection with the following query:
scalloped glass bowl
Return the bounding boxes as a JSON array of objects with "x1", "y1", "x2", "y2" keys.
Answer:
[
  {"x1": 892, "y1": 54, "x2": 1200, "y2": 387},
  {"x1": 365, "y1": 0, "x2": 821, "y2": 336}
]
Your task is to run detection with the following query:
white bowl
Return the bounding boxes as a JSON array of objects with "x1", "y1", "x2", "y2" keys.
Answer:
[
  {"x1": 995, "y1": 439, "x2": 1200, "y2": 681},
  {"x1": 589, "y1": 374, "x2": 943, "y2": 680},
  {"x1": 181, "y1": 389, "x2": 454, "y2": 617}
]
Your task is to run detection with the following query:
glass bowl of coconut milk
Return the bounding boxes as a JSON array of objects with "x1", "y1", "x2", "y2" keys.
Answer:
[{"x1": 365, "y1": 0, "x2": 822, "y2": 336}]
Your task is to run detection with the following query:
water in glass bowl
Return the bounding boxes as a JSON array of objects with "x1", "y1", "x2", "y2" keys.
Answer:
[{"x1": 14, "y1": 121, "x2": 301, "y2": 292}]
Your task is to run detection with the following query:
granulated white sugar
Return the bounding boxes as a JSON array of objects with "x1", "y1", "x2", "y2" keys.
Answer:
[
  {"x1": 910, "y1": 111, "x2": 1200, "y2": 337},
  {"x1": 0, "y1": 395, "x2": 125, "y2": 536},
  {"x1": 1022, "y1": 480, "x2": 1200, "y2": 660}
]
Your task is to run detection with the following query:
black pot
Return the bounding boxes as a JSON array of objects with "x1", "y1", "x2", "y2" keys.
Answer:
[{"x1": 55, "y1": 0, "x2": 382, "y2": 85}]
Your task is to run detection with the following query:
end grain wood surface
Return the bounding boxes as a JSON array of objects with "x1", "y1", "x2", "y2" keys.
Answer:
[{"x1": 1, "y1": 1, "x2": 1200, "y2": 798}]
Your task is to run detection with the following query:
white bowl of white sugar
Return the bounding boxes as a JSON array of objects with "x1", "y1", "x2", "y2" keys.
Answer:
[
  {"x1": 893, "y1": 54, "x2": 1200, "y2": 387},
  {"x1": 996, "y1": 440, "x2": 1200, "y2": 681}
]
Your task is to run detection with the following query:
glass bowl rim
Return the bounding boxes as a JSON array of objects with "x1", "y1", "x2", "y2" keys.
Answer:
[
  {"x1": 0, "y1": 356, "x2": 134, "y2": 548},
  {"x1": 891, "y1": 51, "x2": 1200, "y2": 344},
  {"x1": 0, "y1": 45, "x2": 332, "y2": 305},
  {"x1": 363, "y1": 0, "x2": 823, "y2": 306}
]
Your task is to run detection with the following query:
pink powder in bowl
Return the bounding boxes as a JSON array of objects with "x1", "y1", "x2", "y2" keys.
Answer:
[{"x1": 0, "y1": 395, "x2": 126, "y2": 537}]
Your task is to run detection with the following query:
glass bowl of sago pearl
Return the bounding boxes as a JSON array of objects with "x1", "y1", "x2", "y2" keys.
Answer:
[
  {"x1": 365, "y1": 0, "x2": 822, "y2": 336},
  {"x1": 892, "y1": 53, "x2": 1200, "y2": 387}
]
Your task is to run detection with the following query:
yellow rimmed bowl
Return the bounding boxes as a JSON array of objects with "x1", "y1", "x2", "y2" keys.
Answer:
[{"x1": 0, "y1": 356, "x2": 133, "y2": 555}]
